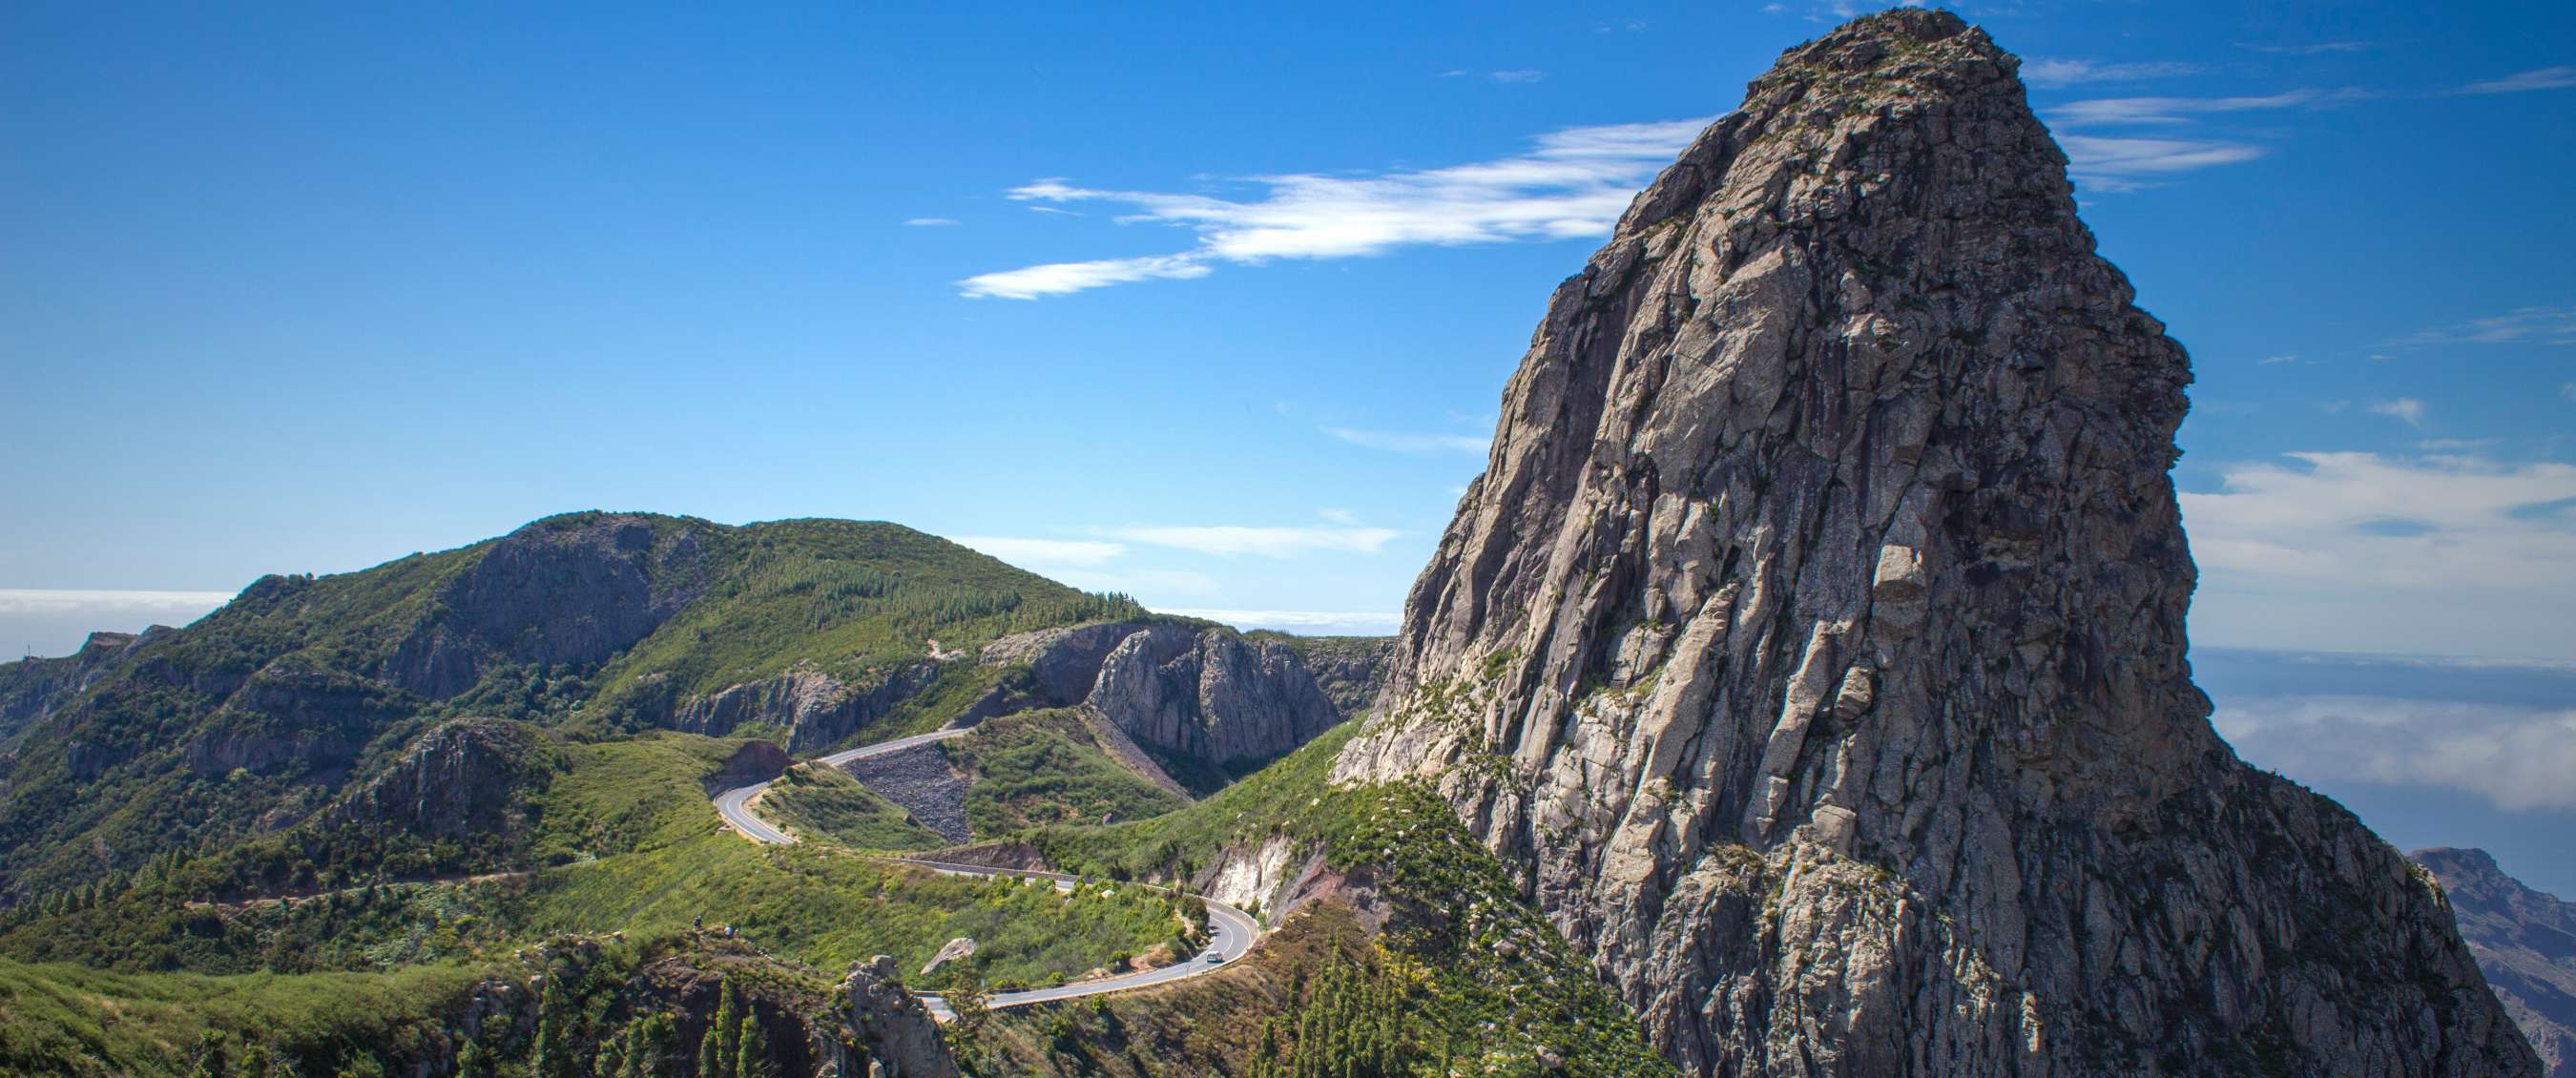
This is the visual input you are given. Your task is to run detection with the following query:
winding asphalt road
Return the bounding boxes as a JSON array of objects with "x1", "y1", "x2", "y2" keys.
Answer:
[{"x1": 710, "y1": 726, "x2": 1261, "y2": 1018}]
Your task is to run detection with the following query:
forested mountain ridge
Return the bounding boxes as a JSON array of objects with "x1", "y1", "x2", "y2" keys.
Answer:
[{"x1": 0, "y1": 510, "x2": 1147, "y2": 904}]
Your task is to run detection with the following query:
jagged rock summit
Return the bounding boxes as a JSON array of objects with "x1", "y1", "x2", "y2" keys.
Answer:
[
  {"x1": 1337, "y1": 10, "x2": 2538, "y2": 1075},
  {"x1": 2417, "y1": 848, "x2": 2576, "y2": 1078}
]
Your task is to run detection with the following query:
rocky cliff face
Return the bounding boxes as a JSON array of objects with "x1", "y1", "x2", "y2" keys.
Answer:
[
  {"x1": 1277, "y1": 635, "x2": 1396, "y2": 718},
  {"x1": 1335, "y1": 10, "x2": 2537, "y2": 1075},
  {"x1": 1088, "y1": 625, "x2": 1340, "y2": 768},
  {"x1": 327, "y1": 717, "x2": 557, "y2": 838},
  {"x1": 0, "y1": 630, "x2": 159, "y2": 740},
  {"x1": 390, "y1": 514, "x2": 709, "y2": 699},
  {"x1": 654, "y1": 660, "x2": 945, "y2": 753},
  {"x1": 979, "y1": 621, "x2": 1343, "y2": 770},
  {"x1": 2420, "y1": 849, "x2": 2576, "y2": 1077}
]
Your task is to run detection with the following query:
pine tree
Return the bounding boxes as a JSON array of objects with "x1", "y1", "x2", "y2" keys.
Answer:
[
  {"x1": 703, "y1": 978, "x2": 739, "y2": 1078},
  {"x1": 736, "y1": 1010, "x2": 769, "y2": 1078},
  {"x1": 188, "y1": 1030, "x2": 231, "y2": 1078},
  {"x1": 530, "y1": 975, "x2": 568, "y2": 1078},
  {"x1": 620, "y1": 1018, "x2": 656, "y2": 1078}
]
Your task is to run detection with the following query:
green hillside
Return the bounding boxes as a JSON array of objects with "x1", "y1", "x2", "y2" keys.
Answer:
[{"x1": 0, "y1": 511, "x2": 1141, "y2": 904}]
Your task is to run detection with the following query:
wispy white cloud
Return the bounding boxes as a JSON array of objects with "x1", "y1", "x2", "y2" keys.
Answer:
[
  {"x1": 2217, "y1": 694, "x2": 2576, "y2": 813},
  {"x1": 904, "y1": 218, "x2": 960, "y2": 227},
  {"x1": 946, "y1": 535, "x2": 1128, "y2": 567},
  {"x1": 1045, "y1": 566, "x2": 1225, "y2": 601},
  {"x1": 2391, "y1": 304, "x2": 2576, "y2": 346},
  {"x1": 957, "y1": 116, "x2": 1714, "y2": 298},
  {"x1": 1159, "y1": 608, "x2": 1402, "y2": 634},
  {"x1": 1317, "y1": 508, "x2": 1360, "y2": 526},
  {"x1": 1489, "y1": 70, "x2": 1547, "y2": 84},
  {"x1": 2048, "y1": 88, "x2": 2372, "y2": 128},
  {"x1": 2057, "y1": 135, "x2": 2267, "y2": 191},
  {"x1": 1322, "y1": 426, "x2": 1488, "y2": 455},
  {"x1": 960, "y1": 254, "x2": 1213, "y2": 301},
  {"x1": 2182, "y1": 453, "x2": 2576, "y2": 657},
  {"x1": 2562, "y1": 382, "x2": 2576, "y2": 404},
  {"x1": 2022, "y1": 58, "x2": 2203, "y2": 89},
  {"x1": 2179, "y1": 452, "x2": 2576, "y2": 592},
  {"x1": 2046, "y1": 88, "x2": 2376, "y2": 190},
  {"x1": 2457, "y1": 66, "x2": 2576, "y2": 95},
  {"x1": 2368, "y1": 398, "x2": 2426, "y2": 426},
  {"x1": 2258, "y1": 353, "x2": 2302, "y2": 365},
  {"x1": 1106, "y1": 525, "x2": 1403, "y2": 558}
]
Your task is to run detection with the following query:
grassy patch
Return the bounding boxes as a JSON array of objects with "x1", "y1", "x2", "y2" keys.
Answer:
[
  {"x1": 505, "y1": 836, "x2": 1188, "y2": 987},
  {"x1": 576, "y1": 520, "x2": 1143, "y2": 728},
  {"x1": 946, "y1": 710, "x2": 1188, "y2": 837},
  {"x1": 0, "y1": 955, "x2": 484, "y2": 1076},
  {"x1": 3, "y1": 730, "x2": 1180, "y2": 991},
  {"x1": 758, "y1": 762, "x2": 945, "y2": 850}
]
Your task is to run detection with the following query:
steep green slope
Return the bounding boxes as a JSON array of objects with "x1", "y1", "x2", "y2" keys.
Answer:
[
  {"x1": 0, "y1": 725, "x2": 1184, "y2": 988},
  {"x1": 0, "y1": 954, "x2": 485, "y2": 1077},
  {"x1": 945, "y1": 709, "x2": 1188, "y2": 835},
  {"x1": 986, "y1": 727, "x2": 1672, "y2": 1077},
  {"x1": 572, "y1": 518, "x2": 1141, "y2": 732},
  {"x1": 745, "y1": 760, "x2": 947, "y2": 850},
  {"x1": 0, "y1": 930, "x2": 951, "y2": 1078}
]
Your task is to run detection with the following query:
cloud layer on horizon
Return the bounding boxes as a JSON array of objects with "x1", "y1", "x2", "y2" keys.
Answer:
[{"x1": 2217, "y1": 694, "x2": 2576, "y2": 813}]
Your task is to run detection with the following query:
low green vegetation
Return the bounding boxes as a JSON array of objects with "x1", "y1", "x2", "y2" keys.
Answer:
[
  {"x1": 758, "y1": 762, "x2": 945, "y2": 850},
  {"x1": 0, "y1": 512, "x2": 1145, "y2": 906},
  {"x1": 505, "y1": 832, "x2": 1190, "y2": 987},
  {"x1": 574, "y1": 520, "x2": 1144, "y2": 731},
  {"x1": 0, "y1": 954, "x2": 485, "y2": 1076},
  {"x1": 1006, "y1": 721, "x2": 1672, "y2": 1077},
  {"x1": 1022, "y1": 721, "x2": 1363, "y2": 883},
  {"x1": 0, "y1": 729, "x2": 1185, "y2": 991},
  {"x1": 947, "y1": 709, "x2": 1188, "y2": 836}
]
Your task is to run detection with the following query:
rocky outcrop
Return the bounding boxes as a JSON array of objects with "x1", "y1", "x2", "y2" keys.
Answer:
[
  {"x1": 979, "y1": 620, "x2": 1160, "y2": 704},
  {"x1": 841, "y1": 954, "x2": 957, "y2": 1077},
  {"x1": 1336, "y1": 10, "x2": 2536, "y2": 1076},
  {"x1": 2420, "y1": 848, "x2": 2576, "y2": 1077},
  {"x1": 388, "y1": 514, "x2": 709, "y2": 699},
  {"x1": 1086, "y1": 626, "x2": 1340, "y2": 768},
  {"x1": 1278, "y1": 635, "x2": 1396, "y2": 717},
  {"x1": 919, "y1": 937, "x2": 977, "y2": 976},
  {"x1": 663, "y1": 661, "x2": 944, "y2": 753},
  {"x1": 327, "y1": 717, "x2": 555, "y2": 838},
  {"x1": 0, "y1": 629, "x2": 161, "y2": 739},
  {"x1": 183, "y1": 665, "x2": 416, "y2": 780},
  {"x1": 456, "y1": 935, "x2": 953, "y2": 1078},
  {"x1": 975, "y1": 620, "x2": 1344, "y2": 772}
]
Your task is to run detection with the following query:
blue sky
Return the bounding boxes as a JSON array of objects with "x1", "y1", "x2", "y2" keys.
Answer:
[{"x1": 2, "y1": 4, "x2": 2570, "y2": 883}]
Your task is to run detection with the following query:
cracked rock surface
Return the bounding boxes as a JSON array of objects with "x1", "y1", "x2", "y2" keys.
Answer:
[{"x1": 1336, "y1": 10, "x2": 2538, "y2": 1076}]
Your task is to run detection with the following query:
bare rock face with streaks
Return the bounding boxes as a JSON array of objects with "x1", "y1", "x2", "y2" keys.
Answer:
[
  {"x1": 978, "y1": 620, "x2": 1344, "y2": 769},
  {"x1": 1086, "y1": 625, "x2": 1340, "y2": 768},
  {"x1": 2418, "y1": 848, "x2": 2576, "y2": 1078},
  {"x1": 1335, "y1": 10, "x2": 2538, "y2": 1075}
]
